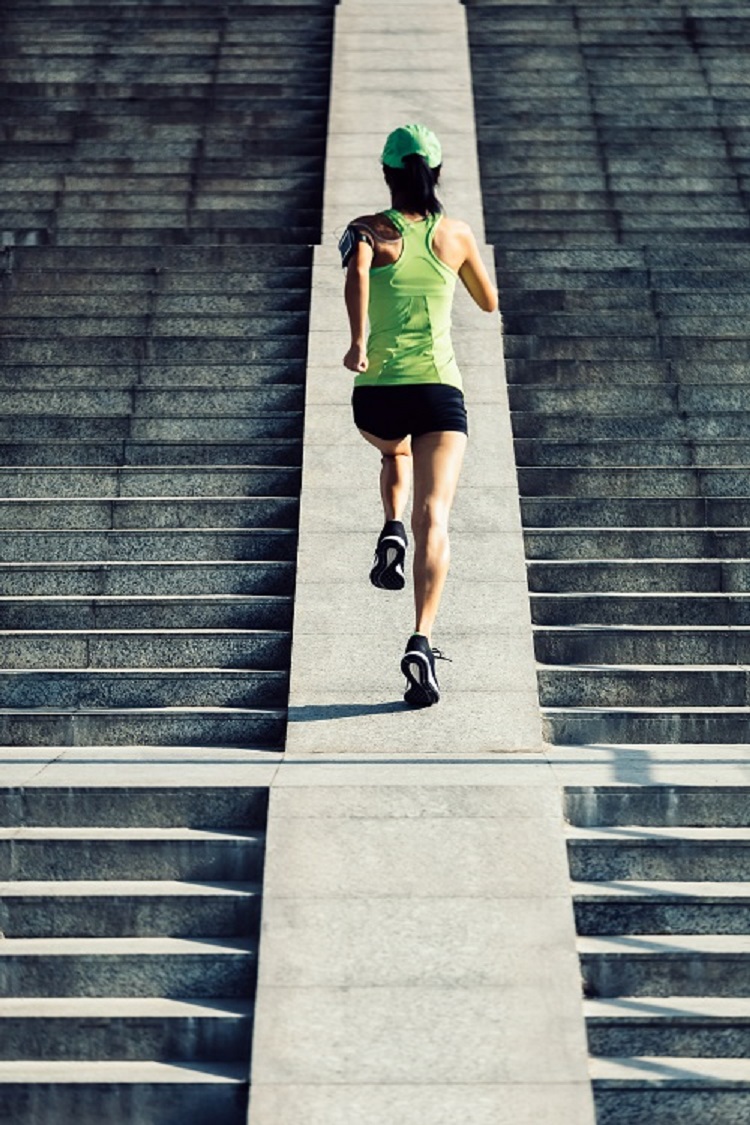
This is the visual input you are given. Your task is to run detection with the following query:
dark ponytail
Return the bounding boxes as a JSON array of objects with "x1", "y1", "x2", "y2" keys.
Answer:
[{"x1": 383, "y1": 153, "x2": 442, "y2": 215}]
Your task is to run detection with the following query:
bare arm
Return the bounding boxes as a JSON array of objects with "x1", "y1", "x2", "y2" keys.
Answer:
[
  {"x1": 457, "y1": 227, "x2": 498, "y2": 313},
  {"x1": 343, "y1": 239, "x2": 374, "y2": 371}
]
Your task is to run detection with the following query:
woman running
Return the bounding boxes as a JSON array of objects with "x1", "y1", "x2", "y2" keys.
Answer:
[{"x1": 340, "y1": 123, "x2": 498, "y2": 707}]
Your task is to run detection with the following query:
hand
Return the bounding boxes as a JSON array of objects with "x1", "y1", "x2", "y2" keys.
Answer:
[{"x1": 343, "y1": 343, "x2": 368, "y2": 372}]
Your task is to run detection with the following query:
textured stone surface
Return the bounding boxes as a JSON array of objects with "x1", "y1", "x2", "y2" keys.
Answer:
[
  {"x1": 0, "y1": 0, "x2": 334, "y2": 1119},
  {"x1": 468, "y1": 0, "x2": 750, "y2": 745}
]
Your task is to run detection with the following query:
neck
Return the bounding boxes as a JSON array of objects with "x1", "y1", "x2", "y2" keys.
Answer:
[{"x1": 390, "y1": 195, "x2": 426, "y2": 219}]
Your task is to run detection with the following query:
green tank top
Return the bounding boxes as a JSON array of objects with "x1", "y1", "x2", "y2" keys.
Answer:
[{"x1": 354, "y1": 209, "x2": 462, "y2": 390}]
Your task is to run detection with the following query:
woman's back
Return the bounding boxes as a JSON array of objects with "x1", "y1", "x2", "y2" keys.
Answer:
[{"x1": 355, "y1": 209, "x2": 461, "y2": 388}]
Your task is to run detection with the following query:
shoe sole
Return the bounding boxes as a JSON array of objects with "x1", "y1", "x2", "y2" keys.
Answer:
[
  {"x1": 370, "y1": 538, "x2": 406, "y2": 591},
  {"x1": 401, "y1": 651, "x2": 440, "y2": 707}
]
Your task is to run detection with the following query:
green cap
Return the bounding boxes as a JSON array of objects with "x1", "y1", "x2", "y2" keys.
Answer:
[{"x1": 381, "y1": 123, "x2": 442, "y2": 169}]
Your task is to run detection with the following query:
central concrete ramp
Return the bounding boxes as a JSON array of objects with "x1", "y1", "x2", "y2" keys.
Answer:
[
  {"x1": 249, "y1": 3, "x2": 591, "y2": 1123},
  {"x1": 285, "y1": 0, "x2": 541, "y2": 755}
]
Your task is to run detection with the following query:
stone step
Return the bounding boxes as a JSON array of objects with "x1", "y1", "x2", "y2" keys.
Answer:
[
  {"x1": 492, "y1": 228, "x2": 750, "y2": 250},
  {"x1": 2, "y1": 714, "x2": 283, "y2": 751},
  {"x1": 0, "y1": 667, "x2": 288, "y2": 708},
  {"x1": 3, "y1": 72, "x2": 329, "y2": 94},
  {"x1": 515, "y1": 440, "x2": 750, "y2": 467},
  {"x1": 51, "y1": 211, "x2": 323, "y2": 234},
  {"x1": 4, "y1": 245, "x2": 312, "y2": 270},
  {"x1": 0, "y1": 826, "x2": 265, "y2": 881},
  {"x1": 0, "y1": 784, "x2": 270, "y2": 829},
  {"x1": 519, "y1": 468, "x2": 750, "y2": 499},
  {"x1": 566, "y1": 826, "x2": 750, "y2": 881},
  {"x1": 494, "y1": 250, "x2": 646, "y2": 269},
  {"x1": 32, "y1": 226, "x2": 322, "y2": 248},
  {"x1": 0, "y1": 562, "x2": 295, "y2": 596},
  {"x1": 0, "y1": 880, "x2": 261, "y2": 938},
  {"x1": 540, "y1": 665, "x2": 750, "y2": 707},
  {"x1": 506, "y1": 360, "x2": 674, "y2": 388},
  {"x1": 564, "y1": 785, "x2": 750, "y2": 829},
  {"x1": 590, "y1": 1055, "x2": 750, "y2": 1123},
  {"x1": 654, "y1": 267, "x2": 750, "y2": 288},
  {"x1": 510, "y1": 385, "x2": 750, "y2": 414},
  {"x1": 488, "y1": 214, "x2": 616, "y2": 235},
  {"x1": 1, "y1": 154, "x2": 321, "y2": 177},
  {"x1": 546, "y1": 708, "x2": 750, "y2": 745},
  {"x1": 511, "y1": 413, "x2": 750, "y2": 440},
  {"x1": 7, "y1": 203, "x2": 326, "y2": 229},
  {"x1": 0, "y1": 497, "x2": 299, "y2": 530},
  {"x1": 0, "y1": 629, "x2": 290, "y2": 668},
  {"x1": 12, "y1": 103, "x2": 329, "y2": 125},
  {"x1": 573, "y1": 882, "x2": 750, "y2": 936},
  {"x1": 0, "y1": 338, "x2": 306, "y2": 367},
  {"x1": 484, "y1": 172, "x2": 612, "y2": 191},
  {"x1": 0, "y1": 1060, "x2": 247, "y2": 1125},
  {"x1": 0, "y1": 595, "x2": 293, "y2": 630},
  {"x1": 2, "y1": 708, "x2": 285, "y2": 751},
  {"x1": 0, "y1": 415, "x2": 303, "y2": 442},
  {"x1": 502, "y1": 284, "x2": 750, "y2": 314},
  {"x1": 0, "y1": 996, "x2": 254, "y2": 1060},
  {"x1": 0, "y1": 291, "x2": 311, "y2": 314},
  {"x1": 0, "y1": 935, "x2": 257, "y2": 997},
  {"x1": 479, "y1": 135, "x2": 728, "y2": 157},
  {"x1": 486, "y1": 190, "x2": 613, "y2": 211},
  {"x1": 531, "y1": 593, "x2": 750, "y2": 626},
  {"x1": 0, "y1": 365, "x2": 304, "y2": 388},
  {"x1": 2, "y1": 271, "x2": 310, "y2": 295},
  {"x1": 501, "y1": 288, "x2": 653, "y2": 312},
  {"x1": 660, "y1": 291, "x2": 750, "y2": 313},
  {"x1": 0, "y1": 313, "x2": 310, "y2": 337},
  {"x1": 535, "y1": 626, "x2": 750, "y2": 665},
  {"x1": 579, "y1": 934, "x2": 750, "y2": 997},
  {"x1": 0, "y1": 467, "x2": 302, "y2": 498},
  {"x1": 524, "y1": 528, "x2": 750, "y2": 560},
  {"x1": 0, "y1": 528, "x2": 298, "y2": 562},
  {"x1": 527, "y1": 560, "x2": 735, "y2": 593},
  {"x1": 521, "y1": 497, "x2": 749, "y2": 528},
  {"x1": 0, "y1": 388, "x2": 305, "y2": 416},
  {"x1": 585, "y1": 997, "x2": 750, "y2": 1057},
  {"x1": 0, "y1": 439, "x2": 301, "y2": 467}
]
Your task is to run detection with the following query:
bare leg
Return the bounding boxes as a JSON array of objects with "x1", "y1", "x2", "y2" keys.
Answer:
[
  {"x1": 410, "y1": 430, "x2": 467, "y2": 641},
  {"x1": 357, "y1": 428, "x2": 412, "y2": 521}
]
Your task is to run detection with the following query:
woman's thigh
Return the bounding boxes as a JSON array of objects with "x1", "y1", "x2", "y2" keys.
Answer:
[{"x1": 411, "y1": 430, "x2": 467, "y2": 517}]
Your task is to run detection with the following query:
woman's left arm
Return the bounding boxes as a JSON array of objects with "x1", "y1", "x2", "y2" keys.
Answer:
[
  {"x1": 457, "y1": 226, "x2": 499, "y2": 314},
  {"x1": 343, "y1": 240, "x2": 374, "y2": 372}
]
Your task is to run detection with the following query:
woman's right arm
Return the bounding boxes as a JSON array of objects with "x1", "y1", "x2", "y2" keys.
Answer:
[
  {"x1": 343, "y1": 239, "x2": 374, "y2": 372},
  {"x1": 457, "y1": 225, "x2": 499, "y2": 313}
]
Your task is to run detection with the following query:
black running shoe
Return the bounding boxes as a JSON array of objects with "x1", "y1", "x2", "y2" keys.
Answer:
[
  {"x1": 401, "y1": 633, "x2": 451, "y2": 707},
  {"x1": 369, "y1": 520, "x2": 408, "y2": 590}
]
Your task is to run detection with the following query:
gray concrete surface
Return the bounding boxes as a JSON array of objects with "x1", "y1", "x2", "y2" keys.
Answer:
[
  {"x1": 286, "y1": 0, "x2": 541, "y2": 756},
  {"x1": 248, "y1": 3, "x2": 585, "y2": 1122}
]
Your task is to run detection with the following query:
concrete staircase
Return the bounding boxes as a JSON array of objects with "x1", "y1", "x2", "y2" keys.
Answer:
[
  {"x1": 466, "y1": 0, "x2": 750, "y2": 743},
  {"x1": 566, "y1": 785, "x2": 750, "y2": 1123},
  {"x1": 0, "y1": 785, "x2": 267, "y2": 1123},
  {"x1": 0, "y1": 0, "x2": 335, "y2": 750},
  {"x1": 0, "y1": 0, "x2": 333, "y2": 1118}
]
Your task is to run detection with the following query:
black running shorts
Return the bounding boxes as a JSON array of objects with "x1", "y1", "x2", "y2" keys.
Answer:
[{"x1": 351, "y1": 384, "x2": 468, "y2": 440}]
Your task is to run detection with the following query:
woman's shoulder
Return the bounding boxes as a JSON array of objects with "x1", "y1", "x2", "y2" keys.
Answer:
[
  {"x1": 348, "y1": 212, "x2": 401, "y2": 240},
  {"x1": 437, "y1": 215, "x2": 475, "y2": 239}
]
